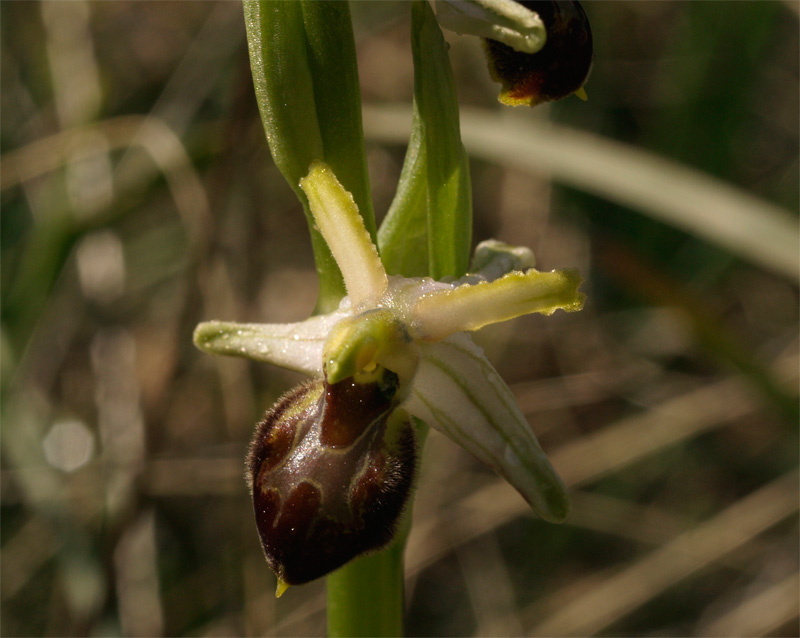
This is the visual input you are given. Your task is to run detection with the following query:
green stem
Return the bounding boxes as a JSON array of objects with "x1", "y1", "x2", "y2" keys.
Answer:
[{"x1": 326, "y1": 539, "x2": 406, "y2": 637}]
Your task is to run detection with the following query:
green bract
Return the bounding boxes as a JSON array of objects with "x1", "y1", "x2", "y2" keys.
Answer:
[
  {"x1": 379, "y1": 0, "x2": 472, "y2": 280},
  {"x1": 243, "y1": 0, "x2": 374, "y2": 311}
]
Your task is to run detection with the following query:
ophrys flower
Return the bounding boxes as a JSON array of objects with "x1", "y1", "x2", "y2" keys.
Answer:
[{"x1": 194, "y1": 161, "x2": 584, "y2": 591}]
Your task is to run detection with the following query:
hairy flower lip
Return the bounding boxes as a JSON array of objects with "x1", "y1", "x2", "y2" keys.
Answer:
[{"x1": 247, "y1": 376, "x2": 417, "y2": 588}]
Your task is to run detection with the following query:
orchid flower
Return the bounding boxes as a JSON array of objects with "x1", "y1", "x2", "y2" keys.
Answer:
[
  {"x1": 194, "y1": 161, "x2": 584, "y2": 592},
  {"x1": 436, "y1": 0, "x2": 593, "y2": 106}
]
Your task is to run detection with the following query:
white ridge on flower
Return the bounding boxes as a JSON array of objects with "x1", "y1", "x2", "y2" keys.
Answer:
[{"x1": 194, "y1": 161, "x2": 584, "y2": 522}]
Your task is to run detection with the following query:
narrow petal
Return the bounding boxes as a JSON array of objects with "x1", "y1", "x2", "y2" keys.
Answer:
[
  {"x1": 410, "y1": 268, "x2": 585, "y2": 341},
  {"x1": 193, "y1": 313, "x2": 348, "y2": 376},
  {"x1": 300, "y1": 161, "x2": 388, "y2": 309},
  {"x1": 404, "y1": 334, "x2": 570, "y2": 522}
]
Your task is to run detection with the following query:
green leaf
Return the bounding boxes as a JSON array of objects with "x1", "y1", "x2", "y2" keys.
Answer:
[
  {"x1": 379, "y1": 2, "x2": 472, "y2": 280},
  {"x1": 242, "y1": 0, "x2": 374, "y2": 311},
  {"x1": 243, "y1": 0, "x2": 322, "y2": 190},
  {"x1": 412, "y1": 0, "x2": 472, "y2": 280},
  {"x1": 300, "y1": 1, "x2": 376, "y2": 239},
  {"x1": 377, "y1": 101, "x2": 430, "y2": 277}
]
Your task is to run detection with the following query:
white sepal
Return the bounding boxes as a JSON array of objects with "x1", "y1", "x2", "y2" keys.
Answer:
[
  {"x1": 193, "y1": 312, "x2": 348, "y2": 377},
  {"x1": 405, "y1": 333, "x2": 570, "y2": 522}
]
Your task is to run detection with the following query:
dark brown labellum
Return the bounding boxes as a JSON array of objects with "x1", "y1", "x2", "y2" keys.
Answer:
[
  {"x1": 246, "y1": 372, "x2": 415, "y2": 586},
  {"x1": 484, "y1": 0, "x2": 593, "y2": 106}
]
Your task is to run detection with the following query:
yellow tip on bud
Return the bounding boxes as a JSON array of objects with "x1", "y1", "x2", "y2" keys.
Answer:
[
  {"x1": 275, "y1": 578, "x2": 290, "y2": 598},
  {"x1": 574, "y1": 86, "x2": 588, "y2": 101}
]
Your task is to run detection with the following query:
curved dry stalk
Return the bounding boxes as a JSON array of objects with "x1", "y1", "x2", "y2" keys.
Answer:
[
  {"x1": 698, "y1": 572, "x2": 800, "y2": 637},
  {"x1": 529, "y1": 470, "x2": 799, "y2": 636}
]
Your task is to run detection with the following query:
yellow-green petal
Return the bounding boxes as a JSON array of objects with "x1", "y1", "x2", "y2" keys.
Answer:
[
  {"x1": 300, "y1": 161, "x2": 388, "y2": 309},
  {"x1": 410, "y1": 267, "x2": 585, "y2": 341}
]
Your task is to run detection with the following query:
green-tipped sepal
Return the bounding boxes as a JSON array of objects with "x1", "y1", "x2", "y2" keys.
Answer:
[
  {"x1": 408, "y1": 333, "x2": 570, "y2": 521},
  {"x1": 193, "y1": 314, "x2": 346, "y2": 377}
]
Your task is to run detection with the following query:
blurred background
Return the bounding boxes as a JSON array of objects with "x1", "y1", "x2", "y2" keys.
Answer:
[{"x1": 1, "y1": 1, "x2": 798, "y2": 636}]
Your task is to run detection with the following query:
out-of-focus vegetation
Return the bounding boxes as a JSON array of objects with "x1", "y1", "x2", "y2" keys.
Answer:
[{"x1": 1, "y1": 1, "x2": 797, "y2": 636}]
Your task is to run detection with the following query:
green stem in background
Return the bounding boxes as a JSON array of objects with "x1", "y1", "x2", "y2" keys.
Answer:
[
  {"x1": 243, "y1": 0, "x2": 374, "y2": 312},
  {"x1": 366, "y1": 104, "x2": 799, "y2": 282}
]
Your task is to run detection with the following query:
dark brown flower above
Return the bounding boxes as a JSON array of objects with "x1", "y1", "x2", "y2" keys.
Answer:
[{"x1": 482, "y1": 1, "x2": 593, "y2": 106}]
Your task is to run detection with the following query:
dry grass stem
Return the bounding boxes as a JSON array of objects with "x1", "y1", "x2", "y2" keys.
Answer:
[{"x1": 529, "y1": 470, "x2": 799, "y2": 636}]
